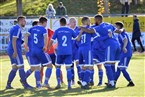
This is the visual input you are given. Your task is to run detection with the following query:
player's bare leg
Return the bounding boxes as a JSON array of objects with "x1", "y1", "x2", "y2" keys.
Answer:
[
  {"x1": 60, "y1": 70, "x2": 64, "y2": 84},
  {"x1": 40, "y1": 67, "x2": 44, "y2": 83},
  {"x1": 74, "y1": 61, "x2": 81, "y2": 85}
]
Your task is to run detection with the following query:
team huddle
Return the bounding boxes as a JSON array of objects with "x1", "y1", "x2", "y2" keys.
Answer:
[{"x1": 6, "y1": 14, "x2": 135, "y2": 90}]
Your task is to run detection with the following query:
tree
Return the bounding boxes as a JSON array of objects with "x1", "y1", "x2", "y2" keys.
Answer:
[
  {"x1": 97, "y1": 0, "x2": 110, "y2": 14},
  {"x1": 104, "y1": 0, "x2": 109, "y2": 14},
  {"x1": 16, "y1": 0, "x2": 22, "y2": 16},
  {"x1": 0, "y1": 0, "x2": 7, "y2": 3}
]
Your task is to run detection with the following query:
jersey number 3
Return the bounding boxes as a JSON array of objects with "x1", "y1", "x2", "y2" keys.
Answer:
[
  {"x1": 62, "y1": 35, "x2": 67, "y2": 46},
  {"x1": 34, "y1": 34, "x2": 38, "y2": 44}
]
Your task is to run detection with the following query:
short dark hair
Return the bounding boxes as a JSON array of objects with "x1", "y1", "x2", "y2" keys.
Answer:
[
  {"x1": 14, "y1": 20, "x2": 17, "y2": 25},
  {"x1": 32, "y1": 21, "x2": 38, "y2": 26},
  {"x1": 60, "y1": 17, "x2": 66, "y2": 25},
  {"x1": 17, "y1": 16, "x2": 26, "y2": 22},
  {"x1": 81, "y1": 16, "x2": 89, "y2": 24},
  {"x1": 115, "y1": 21, "x2": 124, "y2": 29},
  {"x1": 39, "y1": 16, "x2": 47, "y2": 23},
  {"x1": 94, "y1": 14, "x2": 103, "y2": 21}
]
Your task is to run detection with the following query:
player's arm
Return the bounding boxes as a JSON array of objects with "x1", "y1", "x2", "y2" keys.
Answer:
[
  {"x1": 123, "y1": 37, "x2": 128, "y2": 53},
  {"x1": 48, "y1": 30, "x2": 57, "y2": 50},
  {"x1": 48, "y1": 39, "x2": 54, "y2": 50},
  {"x1": 43, "y1": 33, "x2": 48, "y2": 52},
  {"x1": 24, "y1": 32, "x2": 30, "y2": 52},
  {"x1": 12, "y1": 28, "x2": 20, "y2": 58},
  {"x1": 12, "y1": 37, "x2": 17, "y2": 58},
  {"x1": 75, "y1": 30, "x2": 83, "y2": 41},
  {"x1": 80, "y1": 27, "x2": 95, "y2": 33}
]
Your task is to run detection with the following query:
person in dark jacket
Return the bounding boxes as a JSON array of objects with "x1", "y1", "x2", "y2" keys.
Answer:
[
  {"x1": 56, "y1": 2, "x2": 67, "y2": 18},
  {"x1": 131, "y1": 15, "x2": 144, "y2": 52}
]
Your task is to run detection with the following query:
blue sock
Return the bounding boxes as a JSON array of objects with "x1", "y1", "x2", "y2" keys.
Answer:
[
  {"x1": 71, "y1": 66, "x2": 74, "y2": 81},
  {"x1": 111, "y1": 65, "x2": 116, "y2": 78},
  {"x1": 7, "y1": 68, "x2": 17, "y2": 85},
  {"x1": 25, "y1": 69, "x2": 33, "y2": 78},
  {"x1": 56, "y1": 68, "x2": 61, "y2": 86},
  {"x1": 98, "y1": 69, "x2": 103, "y2": 84},
  {"x1": 83, "y1": 69, "x2": 90, "y2": 83},
  {"x1": 105, "y1": 64, "x2": 114, "y2": 81},
  {"x1": 115, "y1": 67, "x2": 121, "y2": 81},
  {"x1": 122, "y1": 69, "x2": 131, "y2": 82},
  {"x1": 105, "y1": 67, "x2": 109, "y2": 83},
  {"x1": 44, "y1": 68, "x2": 52, "y2": 85},
  {"x1": 35, "y1": 70, "x2": 41, "y2": 87},
  {"x1": 90, "y1": 69, "x2": 94, "y2": 83},
  {"x1": 80, "y1": 70, "x2": 85, "y2": 81},
  {"x1": 19, "y1": 68, "x2": 26, "y2": 83},
  {"x1": 77, "y1": 65, "x2": 81, "y2": 80},
  {"x1": 67, "y1": 68, "x2": 72, "y2": 88}
]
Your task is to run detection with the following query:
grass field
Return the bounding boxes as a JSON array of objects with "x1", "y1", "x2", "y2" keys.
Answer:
[{"x1": 0, "y1": 53, "x2": 145, "y2": 97}]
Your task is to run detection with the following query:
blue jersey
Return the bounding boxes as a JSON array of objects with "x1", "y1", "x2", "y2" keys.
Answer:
[
  {"x1": 74, "y1": 26, "x2": 80, "y2": 36},
  {"x1": 93, "y1": 22, "x2": 119, "y2": 47},
  {"x1": 118, "y1": 31, "x2": 132, "y2": 57},
  {"x1": 91, "y1": 24, "x2": 108, "y2": 51},
  {"x1": 28, "y1": 25, "x2": 47, "y2": 49},
  {"x1": 72, "y1": 26, "x2": 80, "y2": 49},
  {"x1": 27, "y1": 27, "x2": 33, "y2": 51},
  {"x1": 91, "y1": 24, "x2": 97, "y2": 28},
  {"x1": 52, "y1": 26, "x2": 76, "y2": 55},
  {"x1": 80, "y1": 26, "x2": 93, "y2": 48},
  {"x1": 7, "y1": 24, "x2": 22, "y2": 52}
]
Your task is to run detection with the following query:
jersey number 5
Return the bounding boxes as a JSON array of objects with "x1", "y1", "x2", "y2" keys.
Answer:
[
  {"x1": 62, "y1": 35, "x2": 67, "y2": 46},
  {"x1": 34, "y1": 33, "x2": 38, "y2": 44}
]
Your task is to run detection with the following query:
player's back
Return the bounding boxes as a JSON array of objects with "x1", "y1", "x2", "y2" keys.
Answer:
[
  {"x1": 8, "y1": 25, "x2": 22, "y2": 51},
  {"x1": 54, "y1": 26, "x2": 76, "y2": 55},
  {"x1": 30, "y1": 25, "x2": 46, "y2": 50},
  {"x1": 118, "y1": 31, "x2": 132, "y2": 57},
  {"x1": 96, "y1": 22, "x2": 119, "y2": 46}
]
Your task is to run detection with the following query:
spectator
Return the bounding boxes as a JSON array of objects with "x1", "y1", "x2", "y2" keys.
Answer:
[
  {"x1": 46, "y1": 4, "x2": 56, "y2": 18},
  {"x1": 120, "y1": 0, "x2": 132, "y2": 17},
  {"x1": 131, "y1": 15, "x2": 144, "y2": 52},
  {"x1": 132, "y1": 0, "x2": 137, "y2": 5},
  {"x1": 56, "y1": 2, "x2": 67, "y2": 18}
]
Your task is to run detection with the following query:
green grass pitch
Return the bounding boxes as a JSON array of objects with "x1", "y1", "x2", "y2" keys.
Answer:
[{"x1": 0, "y1": 53, "x2": 144, "y2": 97}]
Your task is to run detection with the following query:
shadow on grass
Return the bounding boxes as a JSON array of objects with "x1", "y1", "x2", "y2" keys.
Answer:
[
  {"x1": 0, "y1": 86, "x2": 118, "y2": 97},
  {"x1": 131, "y1": 54, "x2": 145, "y2": 60}
]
